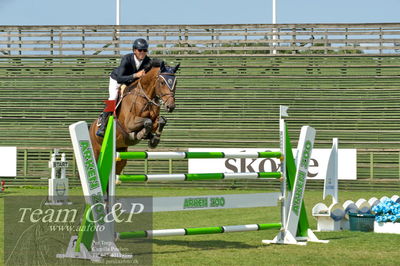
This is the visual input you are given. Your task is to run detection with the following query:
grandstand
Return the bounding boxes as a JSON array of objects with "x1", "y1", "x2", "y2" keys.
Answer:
[{"x1": 1, "y1": 24, "x2": 400, "y2": 188}]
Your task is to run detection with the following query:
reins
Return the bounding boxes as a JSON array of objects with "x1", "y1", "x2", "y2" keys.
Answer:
[
  {"x1": 137, "y1": 80, "x2": 161, "y2": 107},
  {"x1": 125, "y1": 72, "x2": 175, "y2": 106}
]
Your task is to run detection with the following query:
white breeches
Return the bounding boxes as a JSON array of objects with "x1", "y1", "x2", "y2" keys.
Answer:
[{"x1": 108, "y1": 77, "x2": 120, "y2": 100}]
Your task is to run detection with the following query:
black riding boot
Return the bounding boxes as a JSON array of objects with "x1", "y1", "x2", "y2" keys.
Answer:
[{"x1": 96, "y1": 112, "x2": 112, "y2": 137}]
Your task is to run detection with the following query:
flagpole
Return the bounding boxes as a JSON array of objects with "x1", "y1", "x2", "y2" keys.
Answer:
[
  {"x1": 272, "y1": 0, "x2": 276, "y2": 24},
  {"x1": 115, "y1": 0, "x2": 121, "y2": 55},
  {"x1": 272, "y1": 0, "x2": 277, "y2": 55},
  {"x1": 116, "y1": 0, "x2": 120, "y2": 25}
]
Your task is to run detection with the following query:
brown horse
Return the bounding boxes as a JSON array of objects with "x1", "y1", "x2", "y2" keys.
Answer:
[{"x1": 89, "y1": 60, "x2": 179, "y2": 174}]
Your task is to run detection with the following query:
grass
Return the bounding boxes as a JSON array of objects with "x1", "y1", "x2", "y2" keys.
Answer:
[{"x1": 1, "y1": 187, "x2": 400, "y2": 265}]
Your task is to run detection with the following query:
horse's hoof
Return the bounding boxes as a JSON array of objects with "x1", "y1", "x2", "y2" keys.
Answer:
[
  {"x1": 158, "y1": 116, "x2": 167, "y2": 132},
  {"x1": 148, "y1": 136, "x2": 160, "y2": 149},
  {"x1": 144, "y1": 118, "x2": 152, "y2": 130}
]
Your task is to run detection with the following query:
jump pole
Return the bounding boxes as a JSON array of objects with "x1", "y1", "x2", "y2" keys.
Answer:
[
  {"x1": 117, "y1": 172, "x2": 281, "y2": 182},
  {"x1": 117, "y1": 223, "x2": 282, "y2": 239}
]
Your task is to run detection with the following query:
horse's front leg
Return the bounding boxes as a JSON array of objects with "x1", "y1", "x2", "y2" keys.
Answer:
[{"x1": 148, "y1": 116, "x2": 167, "y2": 149}]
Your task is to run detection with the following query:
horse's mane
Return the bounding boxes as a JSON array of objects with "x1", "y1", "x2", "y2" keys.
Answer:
[
  {"x1": 143, "y1": 58, "x2": 163, "y2": 73},
  {"x1": 142, "y1": 59, "x2": 179, "y2": 76},
  {"x1": 126, "y1": 59, "x2": 164, "y2": 91}
]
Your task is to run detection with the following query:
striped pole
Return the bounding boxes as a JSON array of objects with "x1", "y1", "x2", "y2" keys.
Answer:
[
  {"x1": 116, "y1": 151, "x2": 282, "y2": 161},
  {"x1": 117, "y1": 172, "x2": 281, "y2": 182},
  {"x1": 118, "y1": 223, "x2": 281, "y2": 239}
]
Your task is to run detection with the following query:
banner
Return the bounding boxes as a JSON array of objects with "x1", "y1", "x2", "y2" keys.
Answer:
[
  {"x1": 0, "y1": 147, "x2": 16, "y2": 177},
  {"x1": 188, "y1": 148, "x2": 357, "y2": 180}
]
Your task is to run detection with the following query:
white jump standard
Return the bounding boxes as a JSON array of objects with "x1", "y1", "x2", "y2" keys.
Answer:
[{"x1": 59, "y1": 105, "x2": 327, "y2": 262}]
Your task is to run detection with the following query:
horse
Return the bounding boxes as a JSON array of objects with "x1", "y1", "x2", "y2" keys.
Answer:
[{"x1": 89, "y1": 59, "x2": 179, "y2": 175}]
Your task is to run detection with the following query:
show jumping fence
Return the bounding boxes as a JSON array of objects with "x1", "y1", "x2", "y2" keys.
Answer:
[
  {"x1": 1, "y1": 23, "x2": 400, "y2": 186},
  {"x1": 58, "y1": 107, "x2": 326, "y2": 261}
]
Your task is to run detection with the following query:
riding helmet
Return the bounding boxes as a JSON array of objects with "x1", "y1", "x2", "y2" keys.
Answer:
[{"x1": 133, "y1": 38, "x2": 149, "y2": 50}]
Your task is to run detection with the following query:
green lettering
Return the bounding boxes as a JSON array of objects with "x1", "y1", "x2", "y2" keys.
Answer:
[
  {"x1": 80, "y1": 141, "x2": 89, "y2": 151},
  {"x1": 292, "y1": 171, "x2": 306, "y2": 215},
  {"x1": 183, "y1": 197, "x2": 208, "y2": 209},
  {"x1": 301, "y1": 141, "x2": 312, "y2": 168}
]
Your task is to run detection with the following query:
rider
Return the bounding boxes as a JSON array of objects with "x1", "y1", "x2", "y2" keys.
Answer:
[{"x1": 96, "y1": 38, "x2": 152, "y2": 137}]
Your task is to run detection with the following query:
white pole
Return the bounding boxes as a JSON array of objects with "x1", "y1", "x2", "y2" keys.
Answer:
[
  {"x1": 272, "y1": 0, "x2": 277, "y2": 55},
  {"x1": 272, "y1": 0, "x2": 276, "y2": 24},
  {"x1": 116, "y1": 0, "x2": 120, "y2": 25},
  {"x1": 115, "y1": 0, "x2": 121, "y2": 55}
]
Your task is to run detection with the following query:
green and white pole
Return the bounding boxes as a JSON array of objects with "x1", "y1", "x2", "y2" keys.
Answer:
[
  {"x1": 118, "y1": 223, "x2": 282, "y2": 239},
  {"x1": 117, "y1": 172, "x2": 281, "y2": 183},
  {"x1": 116, "y1": 151, "x2": 282, "y2": 160}
]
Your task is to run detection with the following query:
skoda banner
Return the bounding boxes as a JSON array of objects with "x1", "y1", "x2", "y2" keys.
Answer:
[{"x1": 188, "y1": 148, "x2": 357, "y2": 180}]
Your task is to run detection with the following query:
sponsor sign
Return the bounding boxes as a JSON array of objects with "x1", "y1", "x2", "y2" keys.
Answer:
[
  {"x1": 188, "y1": 148, "x2": 357, "y2": 180},
  {"x1": 0, "y1": 146, "x2": 16, "y2": 177}
]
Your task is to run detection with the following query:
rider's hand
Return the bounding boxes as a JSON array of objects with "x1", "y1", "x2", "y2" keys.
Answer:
[{"x1": 134, "y1": 70, "x2": 145, "y2": 79}]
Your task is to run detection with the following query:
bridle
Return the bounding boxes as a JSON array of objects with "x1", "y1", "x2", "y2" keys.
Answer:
[
  {"x1": 123, "y1": 70, "x2": 176, "y2": 111},
  {"x1": 155, "y1": 72, "x2": 176, "y2": 105}
]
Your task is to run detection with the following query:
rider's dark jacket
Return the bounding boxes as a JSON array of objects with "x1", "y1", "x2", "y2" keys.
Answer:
[{"x1": 110, "y1": 53, "x2": 151, "y2": 85}]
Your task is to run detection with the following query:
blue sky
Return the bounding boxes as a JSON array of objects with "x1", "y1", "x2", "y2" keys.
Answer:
[{"x1": 0, "y1": 0, "x2": 399, "y2": 25}]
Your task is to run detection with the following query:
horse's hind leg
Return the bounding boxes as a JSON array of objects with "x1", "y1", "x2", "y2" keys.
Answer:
[{"x1": 148, "y1": 116, "x2": 167, "y2": 149}]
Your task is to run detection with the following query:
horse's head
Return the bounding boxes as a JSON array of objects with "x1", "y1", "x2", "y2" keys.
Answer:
[
  {"x1": 139, "y1": 60, "x2": 179, "y2": 112},
  {"x1": 155, "y1": 61, "x2": 179, "y2": 112}
]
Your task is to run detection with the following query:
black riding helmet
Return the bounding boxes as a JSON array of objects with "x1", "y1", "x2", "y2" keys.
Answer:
[{"x1": 133, "y1": 38, "x2": 149, "y2": 50}]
